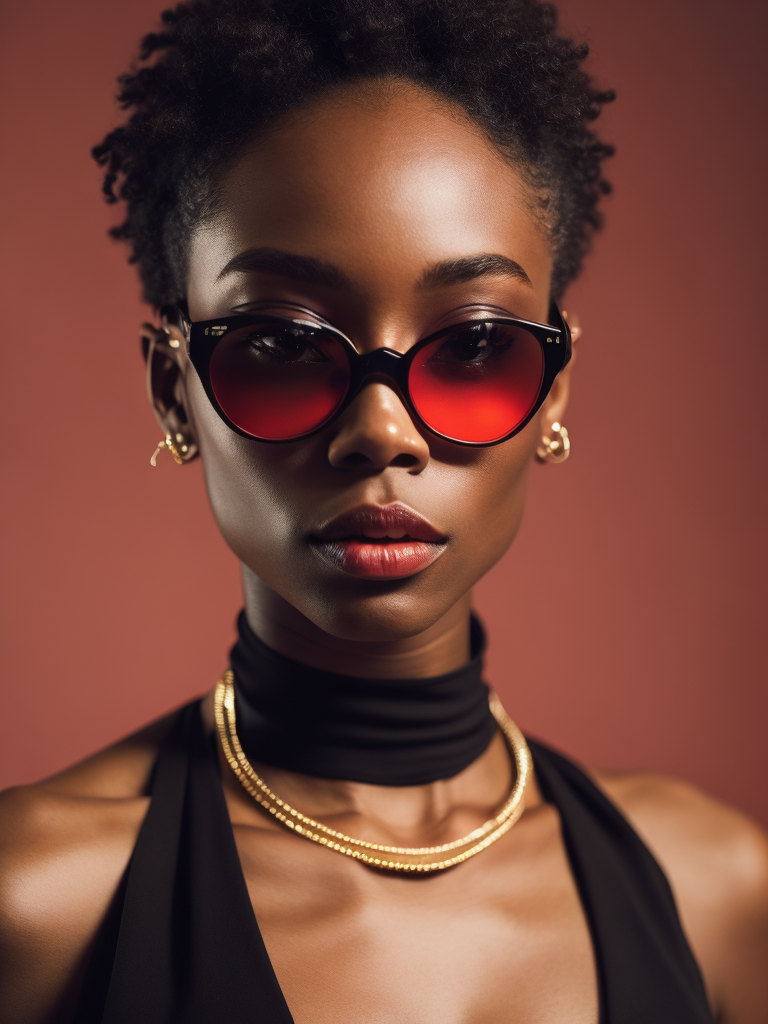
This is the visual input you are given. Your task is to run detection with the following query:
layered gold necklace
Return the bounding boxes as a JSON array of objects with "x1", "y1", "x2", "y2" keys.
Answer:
[{"x1": 214, "y1": 670, "x2": 531, "y2": 873}]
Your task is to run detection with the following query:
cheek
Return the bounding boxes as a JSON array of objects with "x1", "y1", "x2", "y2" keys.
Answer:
[
  {"x1": 186, "y1": 372, "x2": 299, "y2": 567},
  {"x1": 444, "y1": 429, "x2": 537, "y2": 583}
]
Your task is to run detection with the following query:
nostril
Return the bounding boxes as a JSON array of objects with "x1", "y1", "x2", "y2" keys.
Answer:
[
  {"x1": 336, "y1": 450, "x2": 420, "y2": 470},
  {"x1": 341, "y1": 451, "x2": 370, "y2": 468},
  {"x1": 391, "y1": 453, "x2": 419, "y2": 468}
]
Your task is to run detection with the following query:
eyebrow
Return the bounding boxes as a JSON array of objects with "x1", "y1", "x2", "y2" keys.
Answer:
[
  {"x1": 217, "y1": 247, "x2": 350, "y2": 288},
  {"x1": 217, "y1": 246, "x2": 531, "y2": 291},
  {"x1": 417, "y1": 253, "x2": 532, "y2": 289}
]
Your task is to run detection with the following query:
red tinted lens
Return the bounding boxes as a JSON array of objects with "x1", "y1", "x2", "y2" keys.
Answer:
[
  {"x1": 409, "y1": 322, "x2": 544, "y2": 443},
  {"x1": 209, "y1": 322, "x2": 350, "y2": 440}
]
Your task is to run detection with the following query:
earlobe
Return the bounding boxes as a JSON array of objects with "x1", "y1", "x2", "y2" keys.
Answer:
[{"x1": 141, "y1": 321, "x2": 199, "y2": 464}]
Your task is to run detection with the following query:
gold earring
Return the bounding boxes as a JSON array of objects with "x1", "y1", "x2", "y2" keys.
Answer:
[
  {"x1": 150, "y1": 432, "x2": 189, "y2": 467},
  {"x1": 536, "y1": 422, "x2": 570, "y2": 464}
]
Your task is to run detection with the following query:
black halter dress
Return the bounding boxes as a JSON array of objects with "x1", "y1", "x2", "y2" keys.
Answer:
[{"x1": 74, "y1": 614, "x2": 715, "y2": 1023}]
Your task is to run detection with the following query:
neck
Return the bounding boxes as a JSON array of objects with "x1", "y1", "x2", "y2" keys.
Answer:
[
  {"x1": 241, "y1": 568, "x2": 473, "y2": 679},
  {"x1": 201, "y1": 573, "x2": 540, "y2": 849}
]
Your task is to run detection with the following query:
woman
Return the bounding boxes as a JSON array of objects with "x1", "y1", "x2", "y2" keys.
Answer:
[{"x1": 0, "y1": 0, "x2": 766, "y2": 1021}]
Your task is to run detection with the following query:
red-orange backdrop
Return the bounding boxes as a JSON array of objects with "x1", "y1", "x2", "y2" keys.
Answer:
[{"x1": 1, "y1": 0, "x2": 766, "y2": 825}]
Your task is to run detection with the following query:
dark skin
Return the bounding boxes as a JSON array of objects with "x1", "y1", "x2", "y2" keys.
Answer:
[{"x1": 1, "y1": 80, "x2": 768, "y2": 1024}]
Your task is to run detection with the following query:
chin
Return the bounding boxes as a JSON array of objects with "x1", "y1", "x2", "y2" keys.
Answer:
[{"x1": 297, "y1": 576, "x2": 460, "y2": 643}]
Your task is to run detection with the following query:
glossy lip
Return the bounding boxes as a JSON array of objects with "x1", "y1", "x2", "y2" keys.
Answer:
[{"x1": 309, "y1": 503, "x2": 447, "y2": 579}]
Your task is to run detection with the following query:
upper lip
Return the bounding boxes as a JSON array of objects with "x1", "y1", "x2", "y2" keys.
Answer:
[{"x1": 311, "y1": 503, "x2": 446, "y2": 543}]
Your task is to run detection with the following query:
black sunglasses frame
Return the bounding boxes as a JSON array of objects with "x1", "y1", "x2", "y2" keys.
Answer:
[{"x1": 184, "y1": 302, "x2": 571, "y2": 448}]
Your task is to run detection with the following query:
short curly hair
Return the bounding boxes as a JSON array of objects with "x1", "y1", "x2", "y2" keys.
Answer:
[{"x1": 93, "y1": 0, "x2": 614, "y2": 308}]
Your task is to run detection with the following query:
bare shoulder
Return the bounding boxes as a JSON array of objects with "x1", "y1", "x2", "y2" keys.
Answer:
[
  {"x1": 0, "y1": 709, "x2": 176, "y2": 861},
  {"x1": 0, "y1": 710, "x2": 178, "y2": 1024},
  {"x1": 593, "y1": 768, "x2": 768, "y2": 912},
  {"x1": 594, "y1": 767, "x2": 768, "y2": 1022}
]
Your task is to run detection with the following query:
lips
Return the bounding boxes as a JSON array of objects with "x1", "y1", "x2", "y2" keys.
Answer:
[{"x1": 310, "y1": 503, "x2": 447, "y2": 579}]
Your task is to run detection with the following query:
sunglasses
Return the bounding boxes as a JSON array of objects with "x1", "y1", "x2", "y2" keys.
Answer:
[{"x1": 184, "y1": 303, "x2": 570, "y2": 447}]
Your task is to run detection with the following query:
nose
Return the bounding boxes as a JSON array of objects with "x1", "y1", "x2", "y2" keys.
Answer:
[{"x1": 327, "y1": 382, "x2": 430, "y2": 471}]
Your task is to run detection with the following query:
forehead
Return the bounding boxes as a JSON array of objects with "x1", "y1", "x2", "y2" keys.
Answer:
[{"x1": 187, "y1": 80, "x2": 552, "y2": 303}]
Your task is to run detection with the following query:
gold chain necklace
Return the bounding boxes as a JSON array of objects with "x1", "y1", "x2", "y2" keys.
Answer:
[{"x1": 214, "y1": 670, "x2": 531, "y2": 873}]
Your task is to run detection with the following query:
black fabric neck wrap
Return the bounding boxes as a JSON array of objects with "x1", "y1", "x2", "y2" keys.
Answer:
[{"x1": 229, "y1": 611, "x2": 497, "y2": 786}]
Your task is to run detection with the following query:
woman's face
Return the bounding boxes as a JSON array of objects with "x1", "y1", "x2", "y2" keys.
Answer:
[{"x1": 173, "y1": 80, "x2": 570, "y2": 642}]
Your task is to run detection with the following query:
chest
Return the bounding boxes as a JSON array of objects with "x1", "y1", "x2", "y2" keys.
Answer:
[{"x1": 232, "y1": 810, "x2": 599, "y2": 1024}]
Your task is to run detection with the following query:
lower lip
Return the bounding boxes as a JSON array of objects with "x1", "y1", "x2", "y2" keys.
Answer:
[{"x1": 311, "y1": 539, "x2": 446, "y2": 579}]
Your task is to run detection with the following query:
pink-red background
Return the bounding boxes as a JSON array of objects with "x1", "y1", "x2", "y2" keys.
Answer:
[{"x1": 1, "y1": 0, "x2": 766, "y2": 824}]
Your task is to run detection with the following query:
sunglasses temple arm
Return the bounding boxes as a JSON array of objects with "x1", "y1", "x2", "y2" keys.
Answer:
[{"x1": 548, "y1": 300, "x2": 572, "y2": 365}]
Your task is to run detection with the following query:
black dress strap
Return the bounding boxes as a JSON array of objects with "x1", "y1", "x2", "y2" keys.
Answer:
[
  {"x1": 528, "y1": 739, "x2": 714, "y2": 1023},
  {"x1": 75, "y1": 701, "x2": 294, "y2": 1024}
]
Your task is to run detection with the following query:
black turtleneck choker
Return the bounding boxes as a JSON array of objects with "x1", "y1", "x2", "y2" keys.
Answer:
[{"x1": 229, "y1": 611, "x2": 498, "y2": 787}]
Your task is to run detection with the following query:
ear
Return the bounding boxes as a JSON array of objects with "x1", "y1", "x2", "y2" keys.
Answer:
[
  {"x1": 536, "y1": 308, "x2": 581, "y2": 436},
  {"x1": 140, "y1": 314, "x2": 199, "y2": 463}
]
